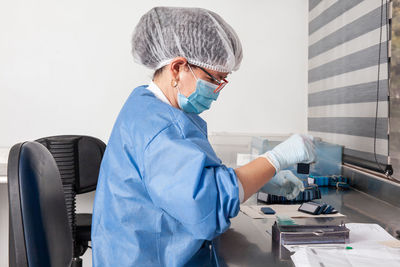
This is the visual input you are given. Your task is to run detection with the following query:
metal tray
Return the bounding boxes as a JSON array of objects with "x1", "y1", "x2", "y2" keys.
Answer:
[{"x1": 272, "y1": 221, "x2": 350, "y2": 245}]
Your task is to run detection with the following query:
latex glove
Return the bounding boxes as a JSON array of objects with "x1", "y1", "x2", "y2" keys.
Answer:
[
  {"x1": 261, "y1": 170, "x2": 304, "y2": 200},
  {"x1": 260, "y1": 134, "x2": 316, "y2": 173}
]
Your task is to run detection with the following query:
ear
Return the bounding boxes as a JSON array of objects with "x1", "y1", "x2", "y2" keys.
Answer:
[{"x1": 169, "y1": 57, "x2": 188, "y2": 81}]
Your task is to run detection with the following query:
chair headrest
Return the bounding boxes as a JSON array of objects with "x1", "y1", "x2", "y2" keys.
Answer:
[{"x1": 36, "y1": 135, "x2": 106, "y2": 194}]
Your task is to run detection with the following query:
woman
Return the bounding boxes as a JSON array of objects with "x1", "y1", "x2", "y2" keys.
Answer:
[{"x1": 92, "y1": 6, "x2": 315, "y2": 266}]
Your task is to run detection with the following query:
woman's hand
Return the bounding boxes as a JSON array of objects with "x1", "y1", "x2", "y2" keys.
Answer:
[
  {"x1": 260, "y1": 170, "x2": 304, "y2": 200},
  {"x1": 260, "y1": 134, "x2": 316, "y2": 173}
]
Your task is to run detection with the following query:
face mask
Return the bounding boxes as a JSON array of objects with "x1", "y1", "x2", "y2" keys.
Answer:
[{"x1": 177, "y1": 66, "x2": 220, "y2": 114}]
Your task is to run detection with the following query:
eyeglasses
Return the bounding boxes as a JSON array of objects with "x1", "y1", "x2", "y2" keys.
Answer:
[{"x1": 193, "y1": 65, "x2": 229, "y2": 93}]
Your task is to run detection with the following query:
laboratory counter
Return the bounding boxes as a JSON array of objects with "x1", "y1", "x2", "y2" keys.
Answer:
[{"x1": 216, "y1": 187, "x2": 400, "y2": 266}]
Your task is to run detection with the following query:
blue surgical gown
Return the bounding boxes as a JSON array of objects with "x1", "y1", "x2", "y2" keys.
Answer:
[{"x1": 91, "y1": 85, "x2": 240, "y2": 266}]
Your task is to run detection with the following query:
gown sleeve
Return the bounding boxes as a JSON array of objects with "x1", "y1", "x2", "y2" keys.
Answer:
[{"x1": 143, "y1": 124, "x2": 240, "y2": 240}]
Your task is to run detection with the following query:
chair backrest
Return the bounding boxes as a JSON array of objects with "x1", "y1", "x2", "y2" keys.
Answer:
[
  {"x1": 35, "y1": 135, "x2": 106, "y2": 251},
  {"x1": 36, "y1": 135, "x2": 106, "y2": 194},
  {"x1": 8, "y1": 142, "x2": 73, "y2": 267}
]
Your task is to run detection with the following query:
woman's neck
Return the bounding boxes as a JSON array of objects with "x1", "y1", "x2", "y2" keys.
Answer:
[{"x1": 153, "y1": 78, "x2": 179, "y2": 108}]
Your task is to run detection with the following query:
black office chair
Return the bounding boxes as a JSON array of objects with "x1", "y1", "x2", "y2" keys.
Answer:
[
  {"x1": 8, "y1": 141, "x2": 73, "y2": 267},
  {"x1": 36, "y1": 135, "x2": 106, "y2": 266}
]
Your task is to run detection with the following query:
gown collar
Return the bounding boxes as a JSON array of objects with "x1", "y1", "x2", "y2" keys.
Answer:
[
  {"x1": 145, "y1": 82, "x2": 208, "y2": 134},
  {"x1": 147, "y1": 81, "x2": 171, "y2": 105}
]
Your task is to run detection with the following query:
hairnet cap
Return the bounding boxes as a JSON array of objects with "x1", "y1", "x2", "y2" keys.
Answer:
[{"x1": 131, "y1": 7, "x2": 243, "y2": 73}]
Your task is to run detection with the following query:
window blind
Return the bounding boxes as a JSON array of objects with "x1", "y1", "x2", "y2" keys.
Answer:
[{"x1": 308, "y1": 0, "x2": 391, "y2": 172}]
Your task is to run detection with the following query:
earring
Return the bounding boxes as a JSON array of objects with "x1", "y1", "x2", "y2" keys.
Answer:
[{"x1": 171, "y1": 79, "x2": 178, "y2": 87}]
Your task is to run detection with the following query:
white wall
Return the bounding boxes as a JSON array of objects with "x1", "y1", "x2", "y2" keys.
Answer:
[{"x1": 0, "y1": 0, "x2": 308, "y2": 147}]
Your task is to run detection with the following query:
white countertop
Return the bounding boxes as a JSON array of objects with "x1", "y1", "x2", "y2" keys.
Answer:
[{"x1": 0, "y1": 147, "x2": 9, "y2": 162}]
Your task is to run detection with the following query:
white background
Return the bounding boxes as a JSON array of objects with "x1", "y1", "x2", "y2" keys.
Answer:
[
  {"x1": 0, "y1": 1, "x2": 308, "y2": 266},
  {"x1": 0, "y1": 0, "x2": 308, "y2": 147}
]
